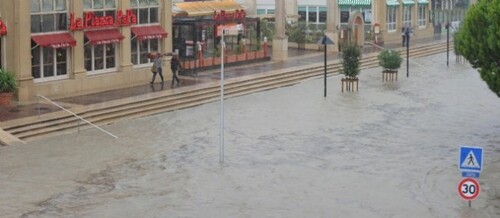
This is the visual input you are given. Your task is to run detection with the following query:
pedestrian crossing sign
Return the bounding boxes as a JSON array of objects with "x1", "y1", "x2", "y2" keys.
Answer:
[{"x1": 459, "y1": 146, "x2": 483, "y2": 172}]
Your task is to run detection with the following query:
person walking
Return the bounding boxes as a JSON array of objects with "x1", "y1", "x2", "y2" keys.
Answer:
[
  {"x1": 401, "y1": 27, "x2": 406, "y2": 47},
  {"x1": 170, "y1": 54, "x2": 182, "y2": 87},
  {"x1": 150, "y1": 53, "x2": 164, "y2": 84}
]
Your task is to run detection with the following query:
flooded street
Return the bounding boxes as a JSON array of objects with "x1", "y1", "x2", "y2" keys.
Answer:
[{"x1": 1, "y1": 53, "x2": 500, "y2": 218}]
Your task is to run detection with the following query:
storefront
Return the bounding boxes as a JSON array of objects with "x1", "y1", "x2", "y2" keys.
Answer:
[
  {"x1": 173, "y1": 1, "x2": 267, "y2": 71},
  {"x1": 2, "y1": 0, "x2": 172, "y2": 101},
  {"x1": 254, "y1": 0, "x2": 435, "y2": 46}
]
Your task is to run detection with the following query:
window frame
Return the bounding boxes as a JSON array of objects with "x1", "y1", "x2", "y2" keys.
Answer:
[
  {"x1": 386, "y1": 7, "x2": 397, "y2": 32},
  {"x1": 84, "y1": 42, "x2": 118, "y2": 74},
  {"x1": 130, "y1": 0, "x2": 160, "y2": 25},
  {"x1": 130, "y1": 0, "x2": 161, "y2": 66},
  {"x1": 31, "y1": 42, "x2": 70, "y2": 82},
  {"x1": 403, "y1": 5, "x2": 412, "y2": 28},
  {"x1": 418, "y1": 5, "x2": 426, "y2": 27},
  {"x1": 131, "y1": 37, "x2": 160, "y2": 67},
  {"x1": 30, "y1": 0, "x2": 68, "y2": 33},
  {"x1": 82, "y1": 0, "x2": 118, "y2": 74}
]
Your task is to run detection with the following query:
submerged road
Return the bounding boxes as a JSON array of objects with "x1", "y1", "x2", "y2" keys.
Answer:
[{"x1": 1, "y1": 53, "x2": 500, "y2": 218}]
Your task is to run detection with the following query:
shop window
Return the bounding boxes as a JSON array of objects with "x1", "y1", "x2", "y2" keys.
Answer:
[
  {"x1": 257, "y1": 9, "x2": 266, "y2": 15},
  {"x1": 363, "y1": 8, "x2": 372, "y2": 24},
  {"x1": 267, "y1": 9, "x2": 275, "y2": 14},
  {"x1": 340, "y1": 10, "x2": 349, "y2": 24},
  {"x1": 84, "y1": 38, "x2": 117, "y2": 73},
  {"x1": 418, "y1": 5, "x2": 426, "y2": 27},
  {"x1": 31, "y1": 40, "x2": 69, "y2": 81},
  {"x1": 298, "y1": 6, "x2": 306, "y2": 22},
  {"x1": 84, "y1": 0, "x2": 116, "y2": 10},
  {"x1": 403, "y1": 6, "x2": 412, "y2": 28},
  {"x1": 308, "y1": 6, "x2": 317, "y2": 23},
  {"x1": 30, "y1": 0, "x2": 68, "y2": 33},
  {"x1": 319, "y1": 7, "x2": 327, "y2": 23},
  {"x1": 131, "y1": 38, "x2": 159, "y2": 65},
  {"x1": 130, "y1": 0, "x2": 159, "y2": 24},
  {"x1": 386, "y1": 7, "x2": 397, "y2": 32}
]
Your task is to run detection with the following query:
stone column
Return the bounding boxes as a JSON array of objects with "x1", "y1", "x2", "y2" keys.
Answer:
[
  {"x1": 272, "y1": 0, "x2": 288, "y2": 61},
  {"x1": 13, "y1": 0, "x2": 34, "y2": 101},
  {"x1": 70, "y1": 0, "x2": 87, "y2": 80},
  {"x1": 162, "y1": 0, "x2": 173, "y2": 77},
  {"x1": 119, "y1": 0, "x2": 133, "y2": 71},
  {"x1": 241, "y1": 0, "x2": 256, "y2": 16},
  {"x1": 325, "y1": 0, "x2": 339, "y2": 52}
]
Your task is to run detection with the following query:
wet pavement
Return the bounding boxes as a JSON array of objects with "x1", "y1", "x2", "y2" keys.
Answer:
[
  {"x1": 1, "y1": 52, "x2": 499, "y2": 217},
  {"x1": 0, "y1": 36, "x2": 448, "y2": 122}
]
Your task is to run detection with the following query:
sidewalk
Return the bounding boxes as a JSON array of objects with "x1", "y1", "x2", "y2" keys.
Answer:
[{"x1": 0, "y1": 36, "x2": 450, "y2": 123}]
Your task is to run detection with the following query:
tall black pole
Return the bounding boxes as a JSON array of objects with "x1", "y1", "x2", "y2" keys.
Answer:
[
  {"x1": 406, "y1": 30, "x2": 410, "y2": 77},
  {"x1": 447, "y1": 23, "x2": 450, "y2": 66},
  {"x1": 324, "y1": 42, "x2": 327, "y2": 97}
]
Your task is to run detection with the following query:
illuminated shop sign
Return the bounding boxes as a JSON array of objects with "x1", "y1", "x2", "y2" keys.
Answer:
[
  {"x1": 0, "y1": 19, "x2": 7, "y2": 35},
  {"x1": 213, "y1": 9, "x2": 246, "y2": 21},
  {"x1": 69, "y1": 9, "x2": 137, "y2": 30}
]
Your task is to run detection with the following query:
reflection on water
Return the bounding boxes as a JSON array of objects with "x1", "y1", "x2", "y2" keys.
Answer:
[{"x1": 2, "y1": 53, "x2": 500, "y2": 218}]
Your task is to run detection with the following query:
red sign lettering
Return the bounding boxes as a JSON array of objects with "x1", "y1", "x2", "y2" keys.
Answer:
[
  {"x1": 213, "y1": 9, "x2": 246, "y2": 21},
  {"x1": 0, "y1": 19, "x2": 7, "y2": 35},
  {"x1": 69, "y1": 9, "x2": 137, "y2": 31}
]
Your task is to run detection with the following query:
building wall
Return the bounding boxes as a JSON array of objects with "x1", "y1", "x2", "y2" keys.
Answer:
[
  {"x1": 5, "y1": 0, "x2": 173, "y2": 101},
  {"x1": 257, "y1": 0, "x2": 435, "y2": 45}
]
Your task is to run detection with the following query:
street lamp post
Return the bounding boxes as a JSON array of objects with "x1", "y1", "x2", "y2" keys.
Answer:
[
  {"x1": 317, "y1": 35, "x2": 334, "y2": 97},
  {"x1": 405, "y1": 27, "x2": 410, "y2": 77},
  {"x1": 220, "y1": 30, "x2": 226, "y2": 163},
  {"x1": 446, "y1": 22, "x2": 450, "y2": 66}
]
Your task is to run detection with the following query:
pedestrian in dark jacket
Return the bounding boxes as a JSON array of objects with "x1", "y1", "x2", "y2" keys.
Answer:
[
  {"x1": 401, "y1": 27, "x2": 406, "y2": 47},
  {"x1": 170, "y1": 54, "x2": 182, "y2": 87}
]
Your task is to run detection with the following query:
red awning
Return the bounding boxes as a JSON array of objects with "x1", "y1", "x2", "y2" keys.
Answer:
[
  {"x1": 131, "y1": 25, "x2": 168, "y2": 40},
  {"x1": 85, "y1": 29, "x2": 124, "y2": 45},
  {"x1": 31, "y1": 33, "x2": 76, "y2": 48}
]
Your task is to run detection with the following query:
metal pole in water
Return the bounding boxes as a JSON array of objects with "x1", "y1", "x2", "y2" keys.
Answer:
[
  {"x1": 406, "y1": 30, "x2": 410, "y2": 78},
  {"x1": 37, "y1": 96, "x2": 40, "y2": 119},
  {"x1": 220, "y1": 31, "x2": 225, "y2": 163},
  {"x1": 324, "y1": 41, "x2": 327, "y2": 97},
  {"x1": 447, "y1": 23, "x2": 450, "y2": 66}
]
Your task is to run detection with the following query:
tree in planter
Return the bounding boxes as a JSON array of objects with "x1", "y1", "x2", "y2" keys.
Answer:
[
  {"x1": 288, "y1": 22, "x2": 308, "y2": 49},
  {"x1": 340, "y1": 42, "x2": 361, "y2": 92},
  {"x1": 259, "y1": 18, "x2": 274, "y2": 43},
  {"x1": 378, "y1": 49, "x2": 403, "y2": 82},
  {"x1": 0, "y1": 69, "x2": 18, "y2": 106}
]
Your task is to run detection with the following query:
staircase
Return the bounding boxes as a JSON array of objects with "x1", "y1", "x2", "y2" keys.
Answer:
[{"x1": 1, "y1": 42, "x2": 453, "y2": 142}]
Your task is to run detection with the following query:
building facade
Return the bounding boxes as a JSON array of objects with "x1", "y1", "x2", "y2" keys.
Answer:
[
  {"x1": 255, "y1": 0, "x2": 438, "y2": 45},
  {"x1": 1, "y1": 0, "x2": 173, "y2": 101}
]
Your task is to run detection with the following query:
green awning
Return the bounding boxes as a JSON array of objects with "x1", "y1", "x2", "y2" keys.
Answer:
[
  {"x1": 338, "y1": 0, "x2": 371, "y2": 6},
  {"x1": 417, "y1": 0, "x2": 429, "y2": 4},
  {"x1": 402, "y1": 0, "x2": 416, "y2": 5},
  {"x1": 386, "y1": 0, "x2": 400, "y2": 6}
]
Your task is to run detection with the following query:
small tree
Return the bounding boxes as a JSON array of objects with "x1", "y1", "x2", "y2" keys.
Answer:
[
  {"x1": 378, "y1": 49, "x2": 402, "y2": 71},
  {"x1": 259, "y1": 18, "x2": 274, "y2": 43},
  {"x1": 455, "y1": 0, "x2": 500, "y2": 97},
  {"x1": 340, "y1": 42, "x2": 361, "y2": 79},
  {"x1": 0, "y1": 69, "x2": 17, "y2": 94}
]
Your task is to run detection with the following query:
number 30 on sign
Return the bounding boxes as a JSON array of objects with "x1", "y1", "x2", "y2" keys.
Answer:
[{"x1": 458, "y1": 178, "x2": 480, "y2": 200}]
